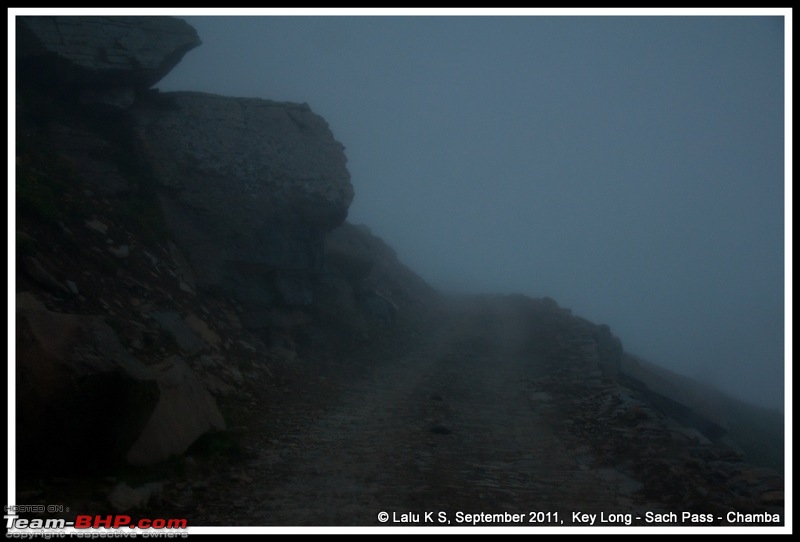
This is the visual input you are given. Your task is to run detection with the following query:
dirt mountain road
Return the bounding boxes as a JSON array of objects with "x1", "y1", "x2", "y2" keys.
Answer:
[{"x1": 193, "y1": 295, "x2": 663, "y2": 527}]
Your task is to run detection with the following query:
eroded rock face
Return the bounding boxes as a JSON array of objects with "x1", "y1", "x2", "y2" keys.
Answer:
[
  {"x1": 132, "y1": 91, "x2": 354, "y2": 307},
  {"x1": 16, "y1": 16, "x2": 201, "y2": 92}
]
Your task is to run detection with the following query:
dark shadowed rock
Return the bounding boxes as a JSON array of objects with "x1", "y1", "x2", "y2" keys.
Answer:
[
  {"x1": 126, "y1": 356, "x2": 226, "y2": 465},
  {"x1": 47, "y1": 123, "x2": 133, "y2": 194},
  {"x1": 19, "y1": 255, "x2": 70, "y2": 294},
  {"x1": 313, "y1": 274, "x2": 369, "y2": 345},
  {"x1": 312, "y1": 222, "x2": 438, "y2": 350},
  {"x1": 132, "y1": 92, "x2": 353, "y2": 308},
  {"x1": 325, "y1": 223, "x2": 378, "y2": 282},
  {"x1": 17, "y1": 292, "x2": 226, "y2": 470},
  {"x1": 325, "y1": 222, "x2": 438, "y2": 310},
  {"x1": 17, "y1": 292, "x2": 158, "y2": 472},
  {"x1": 150, "y1": 311, "x2": 205, "y2": 357},
  {"x1": 16, "y1": 16, "x2": 200, "y2": 93},
  {"x1": 108, "y1": 482, "x2": 163, "y2": 512}
]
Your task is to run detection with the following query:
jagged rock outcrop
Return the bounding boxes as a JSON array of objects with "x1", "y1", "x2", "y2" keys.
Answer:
[
  {"x1": 132, "y1": 91, "x2": 354, "y2": 309},
  {"x1": 16, "y1": 16, "x2": 200, "y2": 106}
]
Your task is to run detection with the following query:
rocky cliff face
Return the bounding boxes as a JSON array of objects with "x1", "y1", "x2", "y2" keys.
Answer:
[{"x1": 14, "y1": 15, "x2": 363, "y2": 471}]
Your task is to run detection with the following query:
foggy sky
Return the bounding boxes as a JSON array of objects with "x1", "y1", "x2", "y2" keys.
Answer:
[{"x1": 156, "y1": 13, "x2": 786, "y2": 411}]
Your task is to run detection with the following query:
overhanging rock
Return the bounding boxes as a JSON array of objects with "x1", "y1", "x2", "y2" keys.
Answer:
[
  {"x1": 16, "y1": 16, "x2": 201, "y2": 93},
  {"x1": 132, "y1": 91, "x2": 354, "y2": 308}
]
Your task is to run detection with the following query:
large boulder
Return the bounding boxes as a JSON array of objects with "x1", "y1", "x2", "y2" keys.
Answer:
[
  {"x1": 126, "y1": 356, "x2": 226, "y2": 465},
  {"x1": 16, "y1": 293, "x2": 225, "y2": 471},
  {"x1": 132, "y1": 91, "x2": 354, "y2": 307},
  {"x1": 16, "y1": 16, "x2": 201, "y2": 94}
]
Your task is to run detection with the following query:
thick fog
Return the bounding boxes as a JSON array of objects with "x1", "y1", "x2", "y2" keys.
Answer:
[{"x1": 156, "y1": 14, "x2": 786, "y2": 412}]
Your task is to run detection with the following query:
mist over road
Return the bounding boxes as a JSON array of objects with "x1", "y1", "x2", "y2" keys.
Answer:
[{"x1": 193, "y1": 297, "x2": 669, "y2": 526}]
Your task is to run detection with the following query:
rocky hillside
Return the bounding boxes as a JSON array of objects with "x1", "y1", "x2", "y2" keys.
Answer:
[
  {"x1": 13, "y1": 16, "x2": 783, "y2": 526},
  {"x1": 15, "y1": 14, "x2": 426, "y2": 473}
]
